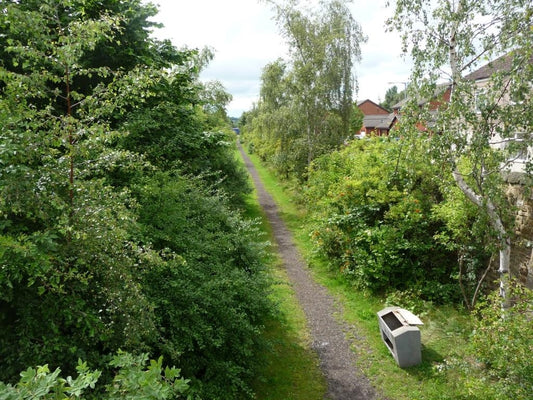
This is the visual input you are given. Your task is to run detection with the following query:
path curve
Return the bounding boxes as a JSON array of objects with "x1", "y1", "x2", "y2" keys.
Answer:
[{"x1": 238, "y1": 142, "x2": 379, "y2": 400}]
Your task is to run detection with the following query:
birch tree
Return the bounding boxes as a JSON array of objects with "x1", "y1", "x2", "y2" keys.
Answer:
[
  {"x1": 388, "y1": 0, "x2": 533, "y2": 305},
  {"x1": 261, "y1": 0, "x2": 365, "y2": 173}
]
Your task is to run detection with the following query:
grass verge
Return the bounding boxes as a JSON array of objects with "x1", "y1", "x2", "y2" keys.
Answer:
[{"x1": 243, "y1": 149, "x2": 485, "y2": 400}]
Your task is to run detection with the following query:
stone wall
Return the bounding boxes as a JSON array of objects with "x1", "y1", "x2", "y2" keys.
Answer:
[{"x1": 507, "y1": 180, "x2": 533, "y2": 289}]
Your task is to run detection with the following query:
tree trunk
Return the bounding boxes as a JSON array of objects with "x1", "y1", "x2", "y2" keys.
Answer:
[
  {"x1": 307, "y1": 111, "x2": 313, "y2": 167},
  {"x1": 452, "y1": 168, "x2": 511, "y2": 307},
  {"x1": 498, "y1": 237, "x2": 512, "y2": 308}
]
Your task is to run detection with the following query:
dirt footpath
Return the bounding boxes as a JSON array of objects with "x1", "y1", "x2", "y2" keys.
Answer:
[{"x1": 238, "y1": 142, "x2": 380, "y2": 400}]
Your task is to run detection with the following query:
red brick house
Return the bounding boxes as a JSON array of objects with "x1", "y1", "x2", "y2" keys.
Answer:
[{"x1": 356, "y1": 99, "x2": 397, "y2": 136}]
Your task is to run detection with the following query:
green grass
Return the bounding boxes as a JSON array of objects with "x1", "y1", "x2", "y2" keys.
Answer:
[
  {"x1": 242, "y1": 149, "x2": 486, "y2": 400},
  {"x1": 253, "y1": 258, "x2": 327, "y2": 400},
  {"x1": 235, "y1": 146, "x2": 327, "y2": 400}
]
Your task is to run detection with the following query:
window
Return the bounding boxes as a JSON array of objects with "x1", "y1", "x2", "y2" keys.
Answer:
[{"x1": 474, "y1": 87, "x2": 488, "y2": 114}]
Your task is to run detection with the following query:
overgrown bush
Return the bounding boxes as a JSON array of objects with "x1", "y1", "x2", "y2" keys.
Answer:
[
  {"x1": 0, "y1": 163, "x2": 157, "y2": 381},
  {"x1": 306, "y1": 138, "x2": 460, "y2": 303},
  {"x1": 0, "y1": 2, "x2": 273, "y2": 398},
  {"x1": 432, "y1": 182, "x2": 495, "y2": 309},
  {"x1": 134, "y1": 172, "x2": 274, "y2": 398},
  {"x1": 119, "y1": 74, "x2": 251, "y2": 205}
]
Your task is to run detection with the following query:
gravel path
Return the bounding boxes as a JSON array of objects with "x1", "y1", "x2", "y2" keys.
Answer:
[{"x1": 238, "y1": 142, "x2": 379, "y2": 400}]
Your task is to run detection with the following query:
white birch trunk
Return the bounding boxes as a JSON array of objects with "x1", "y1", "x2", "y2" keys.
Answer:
[
  {"x1": 453, "y1": 169, "x2": 511, "y2": 307},
  {"x1": 498, "y1": 238, "x2": 511, "y2": 308}
]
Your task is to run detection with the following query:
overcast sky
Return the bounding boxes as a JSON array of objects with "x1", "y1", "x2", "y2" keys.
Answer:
[{"x1": 149, "y1": 0, "x2": 412, "y2": 117}]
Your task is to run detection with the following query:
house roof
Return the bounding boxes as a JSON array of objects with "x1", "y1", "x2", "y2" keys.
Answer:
[
  {"x1": 391, "y1": 83, "x2": 450, "y2": 109},
  {"x1": 357, "y1": 99, "x2": 378, "y2": 107},
  {"x1": 464, "y1": 53, "x2": 514, "y2": 81},
  {"x1": 363, "y1": 114, "x2": 396, "y2": 130},
  {"x1": 391, "y1": 52, "x2": 532, "y2": 111},
  {"x1": 391, "y1": 97, "x2": 408, "y2": 110},
  {"x1": 464, "y1": 51, "x2": 533, "y2": 82},
  {"x1": 357, "y1": 99, "x2": 390, "y2": 115}
]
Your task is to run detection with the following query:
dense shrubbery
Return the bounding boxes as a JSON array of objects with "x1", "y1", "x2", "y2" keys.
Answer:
[
  {"x1": 241, "y1": 112, "x2": 495, "y2": 307},
  {"x1": 305, "y1": 138, "x2": 463, "y2": 303},
  {"x1": 134, "y1": 172, "x2": 272, "y2": 397},
  {"x1": 435, "y1": 281, "x2": 533, "y2": 400},
  {"x1": 119, "y1": 72, "x2": 251, "y2": 204},
  {"x1": 0, "y1": 1, "x2": 271, "y2": 399}
]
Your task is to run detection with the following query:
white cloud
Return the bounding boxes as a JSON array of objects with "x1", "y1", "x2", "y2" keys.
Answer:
[{"x1": 149, "y1": 0, "x2": 411, "y2": 117}]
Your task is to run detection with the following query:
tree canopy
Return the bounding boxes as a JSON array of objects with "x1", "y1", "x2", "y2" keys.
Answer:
[
  {"x1": 380, "y1": 85, "x2": 403, "y2": 111},
  {"x1": 245, "y1": 0, "x2": 366, "y2": 178},
  {"x1": 388, "y1": 0, "x2": 533, "y2": 305}
]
